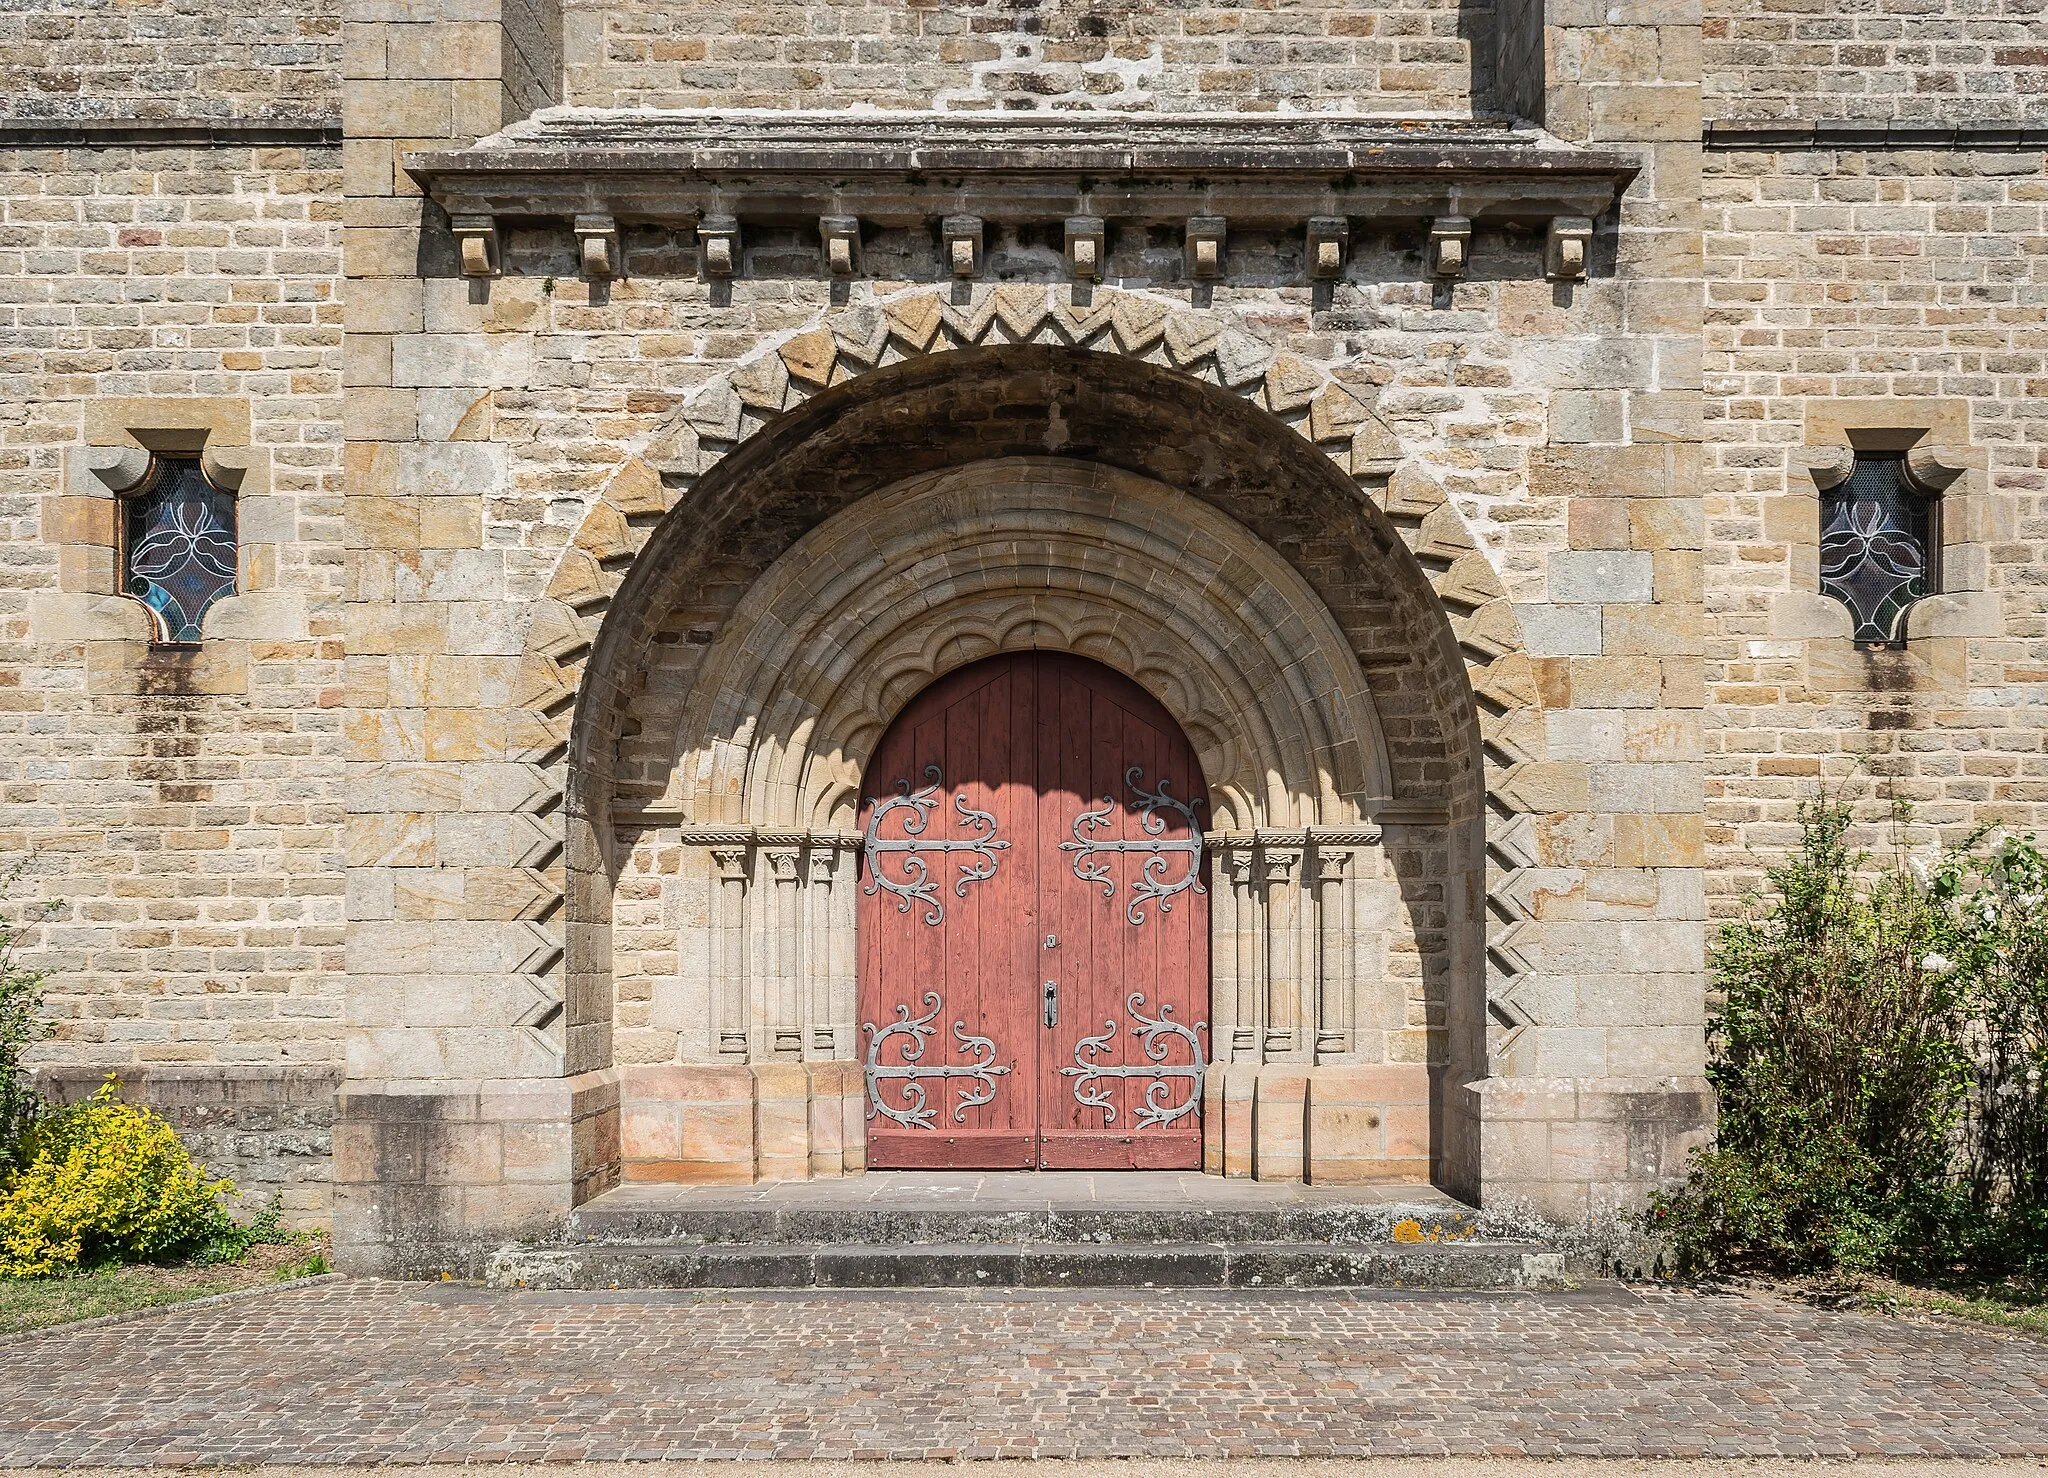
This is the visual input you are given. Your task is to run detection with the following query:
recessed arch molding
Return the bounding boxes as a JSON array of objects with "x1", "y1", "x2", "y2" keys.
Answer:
[{"x1": 501, "y1": 283, "x2": 1551, "y2": 1190}]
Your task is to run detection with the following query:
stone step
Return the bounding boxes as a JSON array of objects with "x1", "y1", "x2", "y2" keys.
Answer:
[
  {"x1": 568, "y1": 1186, "x2": 1481, "y2": 1249},
  {"x1": 487, "y1": 1238, "x2": 1576, "y2": 1292}
]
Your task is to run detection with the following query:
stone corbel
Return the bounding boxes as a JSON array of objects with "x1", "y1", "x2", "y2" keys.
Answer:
[
  {"x1": 1798, "y1": 444, "x2": 1855, "y2": 491},
  {"x1": 1427, "y1": 216, "x2": 1471, "y2": 279},
  {"x1": 1907, "y1": 442, "x2": 1989, "y2": 597},
  {"x1": 1065, "y1": 214, "x2": 1105, "y2": 283},
  {"x1": 820, "y1": 215, "x2": 860, "y2": 278},
  {"x1": 200, "y1": 443, "x2": 259, "y2": 493},
  {"x1": 1905, "y1": 442, "x2": 1974, "y2": 493},
  {"x1": 1185, "y1": 215, "x2": 1225, "y2": 281},
  {"x1": 451, "y1": 213, "x2": 500, "y2": 278},
  {"x1": 1545, "y1": 215, "x2": 1592, "y2": 281},
  {"x1": 81, "y1": 445, "x2": 152, "y2": 496},
  {"x1": 1307, "y1": 217, "x2": 1350, "y2": 280},
  {"x1": 575, "y1": 213, "x2": 619, "y2": 279},
  {"x1": 942, "y1": 214, "x2": 983, "y2": 279},
  {"x1": 699, "y1": 214, "x2": 740, "y2": 279}
]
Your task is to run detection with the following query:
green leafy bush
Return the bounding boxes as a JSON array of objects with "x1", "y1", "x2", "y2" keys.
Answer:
[
  {"x1": 1932, "y1": 832, "x2": 2048, "y2": 1277},
  {"x1": 0, "y1": 864, "x2": 54, "y2": 1175},
  {"x1": 0, "y1": 1082, "x2": 239, "y2": 1278},
  {"x1": 1650, "y1": 794, "x2": 2048, "y2": 1281}
]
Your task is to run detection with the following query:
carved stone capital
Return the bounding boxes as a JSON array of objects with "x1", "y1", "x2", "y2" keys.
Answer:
[{"x1": 1258, "y1": 849, "x2": 1301, "y2": 885}]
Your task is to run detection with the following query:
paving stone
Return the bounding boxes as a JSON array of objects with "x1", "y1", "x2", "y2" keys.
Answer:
[{"x1": 0, "y1": 1280, "x2": 2043, "y2": 1462}]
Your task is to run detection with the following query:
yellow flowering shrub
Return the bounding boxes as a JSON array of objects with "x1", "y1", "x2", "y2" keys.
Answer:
[{"x1": 0, "y1": 1083, "x2": 233, "y2": 1277}]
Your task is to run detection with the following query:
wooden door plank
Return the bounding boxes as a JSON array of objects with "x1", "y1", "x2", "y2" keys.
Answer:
[
  {"x1": 1036, "y1": 653, "x2": 1209, "y2": 1171},
  {"x1": 861, "y1": 655, "x2": 1034, "y2": 1170},
  {"x1": 863, "y1": 651, "x2": 1208, "y2": 1174}
]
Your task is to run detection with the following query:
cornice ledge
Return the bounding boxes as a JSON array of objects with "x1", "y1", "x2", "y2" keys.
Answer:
[{"x1": 404, "y1": 108, "x2": 1640, "y2": 229}]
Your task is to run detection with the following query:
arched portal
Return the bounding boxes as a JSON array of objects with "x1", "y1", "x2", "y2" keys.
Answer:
[
  {"x1": 521, "y1": 316, "x2": 1525, "y2": 1198},
  {"x1": 602, "y1": 435, "x2": 1476, "y2": 1189},
  {"x1": 857, "y1": 652, "x2": 1211, "y2": 1172}
]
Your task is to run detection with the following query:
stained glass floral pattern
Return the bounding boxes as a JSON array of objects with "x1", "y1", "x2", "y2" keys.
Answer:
[
  {"x1": 1819, "y1": 453, "x2": 1934, "y2": 647},
  {"x1": 125, "y1": 459, "x2": 237, "y2": 644}
]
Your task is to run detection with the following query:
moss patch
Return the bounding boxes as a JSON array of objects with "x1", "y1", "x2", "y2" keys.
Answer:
[
  {"x1": 0, "y1": 1240, "x2": 328, "y2": 1336},
  {"x1": 1799, "y1": 1273, "x2": 2048, "y2": 1341}
]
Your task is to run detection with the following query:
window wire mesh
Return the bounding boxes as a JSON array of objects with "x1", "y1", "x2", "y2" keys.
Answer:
[
  {"x1": 1818, "y1": 453, "x2": 1933, "y2": 647},
  {"x1": 124, "y1": 458, "x2": 237, "y2": 644}
]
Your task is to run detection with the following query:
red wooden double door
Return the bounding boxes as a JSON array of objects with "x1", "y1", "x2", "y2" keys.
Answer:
[{"x1": 857, "y1": 652, "x2": 1210, "y2": 1170}]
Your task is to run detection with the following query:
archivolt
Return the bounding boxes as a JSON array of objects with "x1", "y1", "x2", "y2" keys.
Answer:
[
  {"x1": 506, "y1": 282, "x2": 1551, "y2": 1071},
  {"x1": 665, "y1": 459, "x2": 1393, "y2": 834}
]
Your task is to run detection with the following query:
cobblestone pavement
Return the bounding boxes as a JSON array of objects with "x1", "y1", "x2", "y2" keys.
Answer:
[{"x1": 1, "y1": 1280, "x2": 2044, "y2": 1464}]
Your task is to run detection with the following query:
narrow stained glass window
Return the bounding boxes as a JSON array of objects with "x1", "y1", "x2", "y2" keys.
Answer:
[
  {"x1": 124, "y1": 458, "x2": 237, "y2": 644},
  {"x1": 1818, "y1": 452, "x2": 1936, "y2": 649}
]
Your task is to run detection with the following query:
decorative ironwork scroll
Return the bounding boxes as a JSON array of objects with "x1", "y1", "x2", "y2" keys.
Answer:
[
  {"x1": 862, "y1": 991, "x2": 1012, "y2": 1130},
  {"x1": 125, "y1": 458, "x2": 237, "y2": 644},
  {"x1": 1820, "y1": 452, "x2": 1934, "y2": 648},
  {"x1": 1059, "y1": 992, "x2": 1207, "y2": 1129},
  {"x1": 862, "y1": 764, "x2": 1009, "y2": 926},
  {"x1": 1060, "y1": 766, "x2": 1205, "y2": 925}
]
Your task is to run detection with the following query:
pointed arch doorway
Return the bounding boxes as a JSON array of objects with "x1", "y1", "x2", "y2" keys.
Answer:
[{"x1": 857, "y1": 652, "x2": 1211, "y2": 1171}]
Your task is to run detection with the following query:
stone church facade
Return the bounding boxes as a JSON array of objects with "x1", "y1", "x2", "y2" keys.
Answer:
[{"x1": 2, "y1": 0, "x2": 2040, "y2": 1273}]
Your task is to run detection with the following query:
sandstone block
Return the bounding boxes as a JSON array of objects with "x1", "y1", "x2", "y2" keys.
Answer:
[
  {"x1": 1516, "y1": 603, "x2": 1604, "y2": 657},
  {"x1": 1252, "y1": 1066, "x2": 1308, "y2": 1184},
  {"x1": 1549, "y1": 550, "x2": 1654, "y2": 605},
  {"x1": 344, "y1": 80, "x2": 453, "y2": 139}
]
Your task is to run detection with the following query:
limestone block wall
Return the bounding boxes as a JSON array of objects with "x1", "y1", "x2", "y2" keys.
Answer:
[
  {"x1": 337, "y1": 0, "x2": 613, "y2": 1272},
  {"x1": 1705, "y1": 0, "x2": 2048, "y2": 125},
  {"x1": 561, "y1": 0, "x2": 1487, "y2": 114},
  {"x1": 0, "y1": 140, "x2": 346, "y2": 1221},
  {"x1": 0, "y1": 0, "x2": 341, "y2": 124},
  {"x1": 1702, "y1": 141, "x2": 2048, "y2": 903},
  {"x1": 1459, "y1": 0, "x2": 1712, "y2": 1218}
]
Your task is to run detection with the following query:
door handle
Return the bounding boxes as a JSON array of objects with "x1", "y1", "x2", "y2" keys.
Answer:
[{"x1": 1043, "y1": 979, "x2": 1058, "y2": 1028}]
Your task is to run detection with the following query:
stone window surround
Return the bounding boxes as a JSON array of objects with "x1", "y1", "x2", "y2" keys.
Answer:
[
  {"x1": 1769, "y1": 398, "x2": 1999, "y2": 688},
  {"x1": 40, "y1": 398, "x2": 303, "y2": 652}
]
